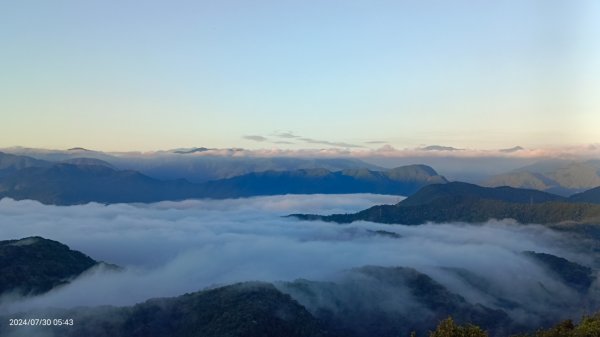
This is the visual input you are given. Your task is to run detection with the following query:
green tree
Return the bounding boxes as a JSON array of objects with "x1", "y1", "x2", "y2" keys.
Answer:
[{"x1": 429, "y1": 317, "x2": 487, "y2": 337}]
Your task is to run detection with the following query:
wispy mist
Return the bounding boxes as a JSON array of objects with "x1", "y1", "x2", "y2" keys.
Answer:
[{"x1": 0, "y1": 195, "x2": 597, "y2": 324}]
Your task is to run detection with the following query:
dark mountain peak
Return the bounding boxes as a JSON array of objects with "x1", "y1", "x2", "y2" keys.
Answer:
[
  {"x1": 385, "y1": 164, "x2": 447, "y2": 182},
  {"x1": 400, "y1": 182, "x2": 564, "y2": 207},
  {"x1": 292, "y1": 182, "x2": 600, "y2": 225},
  {"x1": 0, "y1": 236, "x2": 98, "y2": 296},
  {"x1": 4, "y1": 236, "x2": 45, "y2": 247}
]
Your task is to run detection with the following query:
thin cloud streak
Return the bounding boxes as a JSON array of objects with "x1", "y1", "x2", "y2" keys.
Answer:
[
  {"x1": 243, "y1": 135, "x2": 268, "y2": 142},
  {"x1": 273, "y1": 132, "x2": 300, "y2": 139},
  {"x1": 298, "y1": 137, "x2": 363, "y2": 148}
]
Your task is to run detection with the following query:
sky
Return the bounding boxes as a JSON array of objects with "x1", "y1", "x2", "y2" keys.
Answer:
[{"x1": 1, "y1": 0, "x2": 599, "y2": 151}]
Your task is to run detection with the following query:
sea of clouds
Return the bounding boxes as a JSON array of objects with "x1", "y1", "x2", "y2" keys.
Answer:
[{"x1": 0, "y1": 194, "x2": 597, "y2": 322}]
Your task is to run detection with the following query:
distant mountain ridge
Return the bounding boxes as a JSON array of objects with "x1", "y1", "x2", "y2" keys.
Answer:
[
  {"x1": 1, "y1": 148, "x2": 385, "y2": 183},
  {"x1": 0, "y1": 152, "x2": 52, "y2": 178},
  {"x1": 200, "y1": 164, "x2": 447, "y2": 198},
  {"x1": 570, "y1": 186, "x2": 600, "y2": 203},
  {"x1": 0, "y1": 152, "x2": 446, "y2": 205},
  {"x1": 292, "y1": 182, "x2": 600, "y2": 225},
  {"x1": 484, "y1": 160, "x2": 600, "y2": 196},
  {"x1": 61, "y1": 157, "x2": 114, "y2": 168}
]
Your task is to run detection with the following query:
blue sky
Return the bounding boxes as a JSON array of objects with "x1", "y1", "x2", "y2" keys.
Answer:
[{"x1": 1, "y1": 0, "x2": 599, "y2": 151}]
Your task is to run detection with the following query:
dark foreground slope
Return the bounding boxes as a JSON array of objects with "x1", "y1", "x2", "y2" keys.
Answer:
[
  {"x1": 292, "y1": 182, "x2": 600, "y2": 225},
  {"x1": 279, "y1": 266, "x2": 512, "y2": 337},
  {"x1": 0, "y1": 282, "x2": 333, "y2": 337},
  {"x1": 0, "y1": 237, "x2": 596, "y2": 337},
  {"x1": 4, "y1": 259, "x2": 593, "y2": 337},
  {"x1": 0, "y1": 237, "x2": 98, "y2": 296},
  {"x1": 522, "y1": 251, "x2": 594, "y2": 293}
]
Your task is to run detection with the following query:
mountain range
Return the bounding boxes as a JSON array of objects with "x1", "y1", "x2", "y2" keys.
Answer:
[
  {"x1": 1, "y1": 282, "x2": 332, "y2": 337},
  {"x1": 483, "y1": 160, "x2": 600, "y2": 196},
  {"x1": 0, "y1": 237, "x2": 596, "y2": 337},
  {"x1": 1, "y1": 147, "x2": 383, "y2": 183},
  {"x1": 0, "y1": 152, "x2": 447, "y2": 205},
  {"x1": 292, "y1": 182, "x2": 600, "y2": 225}
]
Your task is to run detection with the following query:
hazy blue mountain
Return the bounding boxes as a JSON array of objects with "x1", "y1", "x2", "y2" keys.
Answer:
[
  {"x1": 0, "y1": 161, "x2": 444, "y2": 205},
  {"x1": 367, "y1": 156, "x2": 537, "y2": 183},
  {"x1": 1, "y1": 148, "x2": 384, "y2": 183},
  {"x1": 201, "y1": 165, "x2": 447, "y2": 198},
  {"x1": 0, "y1": 152, "x2": 51, "y2": 178},
  {"x1": 112, "y1": 156, "x2": 386, "y2": 183},
  {"x1": 0, "y1": 237, "x2": 98, "y2": 296},
  {"x1": 61, "y1": 157, "x2": 115, "y2": 168},
  {"x1": 483, "y1": 171, "x2": 557, "y2": 192},
  {"x1": 484, "y1": 160, "x2": 600, "y2": 196},
  {"x1": 292, "y1": 182, "x2": 600, "y2": 225},
  {"x1": 5, "y1": 147, "x2": 119, "y2": 162},
  {"x1": 0, "y1": 163, "x2": 202, "y2": 205}
]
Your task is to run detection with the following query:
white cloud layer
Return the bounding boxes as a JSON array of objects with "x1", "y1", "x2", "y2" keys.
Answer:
[{"x1": 0, "y1": 195, "x2": 597, "y2": 323}]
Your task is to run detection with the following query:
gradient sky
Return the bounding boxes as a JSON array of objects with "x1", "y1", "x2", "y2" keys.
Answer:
[{"x1": 1, "y1": 0, "x2": 599, "y2": 151}]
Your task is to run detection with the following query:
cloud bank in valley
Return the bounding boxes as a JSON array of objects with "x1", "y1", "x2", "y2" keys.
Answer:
[{"x1": 0, "y1": 195, "x2": 597, "y2": 324}]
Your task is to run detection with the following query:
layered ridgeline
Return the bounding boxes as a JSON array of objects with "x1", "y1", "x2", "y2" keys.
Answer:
[
  {"x1": 0, "y1": 152, "x2": 52, "y2": 178},
  {"x1": 200, "y1": 165, "x2": 447, "y2": 198},
  {"x1": 483, "y1": 160, "x2": 600, "y2": 196},
  {"x1": 1, "y1": 148, "x2": 383, "y2": 183},
  {"x1": 1, "y1": 282, "x2": 332, "y2": 337},
  {"x1": 292, "y1": 182, "x2": 600, "y2": 225},
  {"x1": 0, "y1": 152, "x2": 446, "y2": 205},
  {"x1": 570, "y1": 186, "x2": 600, "y2": 203},
  {"x1": 1, "y1": 237, "x2": 597, "y2": 337},
  {"x1": 0, "y1": 237, "x2": 110, "y2": 296}
]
